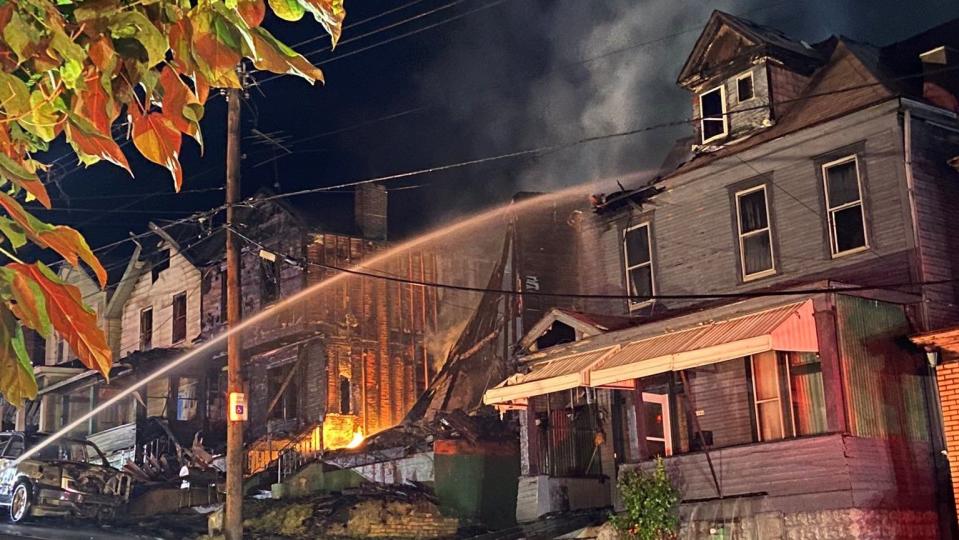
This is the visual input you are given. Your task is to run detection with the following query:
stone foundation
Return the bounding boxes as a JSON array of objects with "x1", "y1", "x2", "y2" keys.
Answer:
[{"x1": 677, "y1": 508, "x2": 938, "y2": 540}]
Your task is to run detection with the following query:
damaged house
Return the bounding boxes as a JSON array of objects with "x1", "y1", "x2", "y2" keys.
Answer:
[{"x1": 484, "y1": 11, "x2": 959, "y2": 538}]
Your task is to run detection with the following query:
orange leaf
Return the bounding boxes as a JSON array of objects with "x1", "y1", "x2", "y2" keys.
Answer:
[
  {"x1": 8, "y1": 268, "x2": 49, "y2": 336},
  {"x1": 238, "y1": 0, "x2": 266, "y2": 27},
  {"x1": 36, "y1": 228, "x2": 108, "y2": 287},
  {"x1": 76, "y1": 69, "x2": 119, "y2": 136},
  {"x1": 159, "y1": 67, "x2": 201, "y2": 144},
  {"x1": 130, "y1": 106, "x2": 184, "y2": 191},
  {"x1": 9, "y1": 263, "x2": 111, "y2": 379},
  {"x1": 190, "y1": 10, "x2": 242, "y2": 88},
  {"x1": 88, "y1": 36, "x2": 116, "y2": 74},
  {"x1": 0, "y1": 153, "x2": 50, "y2": 209},
  {"x1": 0, "y1": 193, "x2": 107, "y2": 286},
  {"x1": 65, "y1": 116, "x2": 132, "y2": 175},
  {"x1": 251, "y1": 28, "x2": 324, "y2": 84}
]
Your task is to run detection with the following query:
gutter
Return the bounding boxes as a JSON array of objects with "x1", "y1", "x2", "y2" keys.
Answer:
[{"x1": 902, "y1": 106, "x2": 928, "y2": 331}]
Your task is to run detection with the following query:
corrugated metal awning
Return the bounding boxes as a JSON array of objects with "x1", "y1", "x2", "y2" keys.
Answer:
[
  {"x1": 484, "y1": 300, "x2": 818, "y2": 404},
  {"x1": 483, "y1": 346, "x2": 619, "y2": 405}
]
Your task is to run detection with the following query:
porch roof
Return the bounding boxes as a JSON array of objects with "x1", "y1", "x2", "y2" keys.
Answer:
[
  {"x1": 483, "y1": 347, "x2": 620, "y2": 405},
  {"x1": 484, "y1": 299, "x2": 818, "y2": 405}
]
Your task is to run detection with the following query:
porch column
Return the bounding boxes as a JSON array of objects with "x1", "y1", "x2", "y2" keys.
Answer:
[
  {"x1": 520, "y1": 400, "x2": 540, "y2": 476},
  {"x1": 813, "y1": 297, "x2": 849, "y2": 434},
  {"x1": 632, "y1": 379, "x2": 649, "y2": 461}
]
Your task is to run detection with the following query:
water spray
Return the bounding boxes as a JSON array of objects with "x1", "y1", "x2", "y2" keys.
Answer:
[{"x1": 11, "y1": 183, "x2": 601, "y2": 469}]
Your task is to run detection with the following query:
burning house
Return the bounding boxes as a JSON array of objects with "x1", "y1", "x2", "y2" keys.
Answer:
[{"x1": 482, "y1": 11, "x2": 959, "y2": 538}]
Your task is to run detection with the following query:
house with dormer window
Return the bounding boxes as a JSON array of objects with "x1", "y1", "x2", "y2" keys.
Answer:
[{"x1": 484, "y1": 11, "x2": 959, "y2": 537}]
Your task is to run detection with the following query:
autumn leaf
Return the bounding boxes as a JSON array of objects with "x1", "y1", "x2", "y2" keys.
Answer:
[
  {"x1": 268, "y1": 0, "x2": 305, "y2": 22},
  {"x1": 0, "y1": 306, "x2": 37, "y2": 407},
  {"x1": 251, "y1": 28, "x2": 324, "y2": 84},
  {"x1": 1, "y1": 266, "x2": 50, "y2": 336},
  {"x1": 0, "y1": 72, "x2": 31, "y2": 117},
  {"x1": 2, "y1": 10, "x2": 41, "y2": 65},
  {"x1": 0, "y1": 153, "x2": 51, "y2": 208},
  {"x1": 0, "y1": 216, "x2": 26, "y2": 249},
  {"x1": 108, "y1": 11, "x2": 168, "y2": 67},
  {"x1": 9, "y1": 262, "x2": 111, "y2": 379},
  {"x1": 159, "y1": 68, "x2": 203, "y2": 148},
  {"x1": 65, "y1": 115, "x2": 132, "y2": 174},
  {"x1": 300, "y1": 0, "x2": 346, "y2": 47},
  {"x1": 22, "y1": 90, "x2": 64, "y2": 143},
  {"x1": 130, "y1": 106, "x2": 184, "y2": 191},
  {"x1": 190, "y1": 9, "x2": 243, "y2": 88},
  {"x1": 0, "y1": 193, "x2": 107, "y2": 285},
  {"x1": 238, "y1": 0, "x2": 267, "y2": 27}
]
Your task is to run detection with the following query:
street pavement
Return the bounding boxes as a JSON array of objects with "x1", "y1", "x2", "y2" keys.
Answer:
[{"x1": 0, "y1": 520, "x2": 162, "y2": 539}]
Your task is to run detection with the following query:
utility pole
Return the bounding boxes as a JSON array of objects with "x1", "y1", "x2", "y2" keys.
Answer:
[{"x1": 224, "y1": 83, "x2": 244, "y2": 540}]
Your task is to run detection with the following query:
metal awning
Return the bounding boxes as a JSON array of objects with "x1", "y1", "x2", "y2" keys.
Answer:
[
  {"x1": 483, "y1": 346, "x2": 619, "y2": 405},
  {"x1": 484, "y1": 300, "x2": 818, "y2": 405}
]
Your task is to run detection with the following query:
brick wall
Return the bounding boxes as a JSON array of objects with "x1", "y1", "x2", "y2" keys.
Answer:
[{"x1": 936, "y1": 354, "x2": 959, "y2": 517}]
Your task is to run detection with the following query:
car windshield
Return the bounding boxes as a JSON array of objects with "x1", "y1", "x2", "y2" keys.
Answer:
[{"x1": 26, "y1": 436, "x2": 106, "y2": 466}]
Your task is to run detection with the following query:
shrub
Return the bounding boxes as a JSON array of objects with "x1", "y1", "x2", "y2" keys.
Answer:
[{"x1": 610, "y1": 458, "x2": 679, "y2": 540}]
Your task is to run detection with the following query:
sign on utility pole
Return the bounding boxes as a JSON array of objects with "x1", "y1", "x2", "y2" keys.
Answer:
[{"x1": 224, "y1": 80, "x2": 245, "y2": 540}]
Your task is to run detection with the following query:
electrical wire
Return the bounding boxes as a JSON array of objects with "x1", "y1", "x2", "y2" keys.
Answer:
[{"x1": 228, "y1": 224, "x2": 956, "y2": 302}]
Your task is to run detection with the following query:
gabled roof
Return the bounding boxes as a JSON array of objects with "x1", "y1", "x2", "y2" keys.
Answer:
[
  {"x1": 666, "y1": 39, "x2": 896, "y2": 179},
  {"x1": 678, "y1": 10, "x2": 825, "y2": 88},
  {"x1": 518, "y1": 307, "x2": 636, "y2": 352},
  {"x1": 104, "y1": 243, "x2": 145, "y2": 320}
]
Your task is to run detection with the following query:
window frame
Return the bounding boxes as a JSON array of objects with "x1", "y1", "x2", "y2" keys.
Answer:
[
  {"x1": 735, "y1": 185, "x2": 776, "y2": 281},
  {"x1": 171, "y1": 292, "x2": 187, "y2": 344},
  {"x1": 750, "y1": 352, "x2": 786, "y2": 442},
  {"x1": 699, "y1": 84, "x2": 728, "y2": 144},
  {"x1": 821, "y1": 155, "x2": 869, "y2": 257},
  {"x1": 139, "y1": 306, "x2": 153, "y2": 351},
  {"x1": 622, "y1": 222, "x2": 655, "y2": 311},
  {"x1": 736, "y1": 71, "x2": 755, "y2": 102}
]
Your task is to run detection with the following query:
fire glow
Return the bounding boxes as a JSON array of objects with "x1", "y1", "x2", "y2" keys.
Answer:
[{"x1": 346, "y1": 431, "x2": 365, "y2": 449}]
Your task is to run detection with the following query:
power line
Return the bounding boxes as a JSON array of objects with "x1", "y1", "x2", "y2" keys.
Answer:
[
  {"x1": 257, "y1": 0, "x2": 510, "y2": 85},
  {"x1": 287, "y1": 0, "x2": 432, "y2": 49},
  {"x1": 228, "y1": 224, "x2": 954, "y2": 302}
]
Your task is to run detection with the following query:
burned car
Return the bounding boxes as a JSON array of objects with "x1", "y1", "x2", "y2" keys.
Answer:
[{"x1": 0, "y1": 431, "x2": 132, "y2": 522}]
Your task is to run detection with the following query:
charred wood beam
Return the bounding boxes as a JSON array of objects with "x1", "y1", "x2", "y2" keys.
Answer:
[{"x1": 265, "y1": 350, "x2": 306, "y2": 419}]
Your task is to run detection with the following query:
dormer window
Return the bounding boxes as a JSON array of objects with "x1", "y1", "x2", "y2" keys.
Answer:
[
  {"x1": 737, "y1": 72, "x2": 754, "y2": 101},
  {"x1": 699, "y1": 85, "x2": 727, "y2": 143}
]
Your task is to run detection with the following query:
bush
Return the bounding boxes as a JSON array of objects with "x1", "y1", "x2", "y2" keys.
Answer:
[{"x1": 610, "y1": 458, "x2": 679, "y2": 540}]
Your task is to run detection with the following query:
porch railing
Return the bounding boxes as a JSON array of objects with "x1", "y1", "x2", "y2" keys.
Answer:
[{"x1": 245, "y1": 423, "x2": 323, "y2": 481}]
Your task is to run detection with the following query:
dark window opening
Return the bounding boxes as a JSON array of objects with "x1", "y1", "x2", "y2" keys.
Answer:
[
  {"x1": 260, "y1": 259, "x2": 280, "y2": 305},
  {"x1": 339, "y1": 376, "x2": 351, "y2": 415},
  {"x1": 699, "y1": 86, "x2": 726, "y2": 142},
  {"x1": 737, "y1": 73, "x2": 754, "y2": 101},
  {"x1": 172, "y1": 293, "x2": 187, "y2": 343},
  {"x1": 140, "y1": 307, "x2": 153, "y2": 351},
  {"x1": 268, "y1": 363, "x2": 298, "y2": 420},
  {"x1": 151, "y1": 250, "x2": 170, "y2": 283},
  {"x1": 536, "y1": 321, "x2": 577, "y2": 350}
]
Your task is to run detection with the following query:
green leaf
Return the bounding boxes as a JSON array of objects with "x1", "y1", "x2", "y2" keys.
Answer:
[
  {"x1": 0, "y1": 73, "x2": 31, "y2": 117},
  {"x1": 50, "y1": 29, "x2": 87, "y2": 90},
  {"x1": 0, "y1": 217, "x2": 26, "y2": 250},
  {"x1": 108, "y1": 11, "x2": 168, "y2": 67},
  {"x1": 2, "y1": 10, "x2": 41, "y2": 65},
  {"x1": 268, "y1": 0, "x2": 305, "y2": 21},
  {"x1": 21, "y1": 90, "x2": 61, "y2": 142}
]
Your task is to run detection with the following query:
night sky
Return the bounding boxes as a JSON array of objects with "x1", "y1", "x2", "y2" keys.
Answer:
[{"x1": 36, "y1": 0, "x2": 959, "y2": 269}]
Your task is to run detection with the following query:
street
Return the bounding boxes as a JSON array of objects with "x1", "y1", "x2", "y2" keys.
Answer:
[{"x1": 0, "y1": 520, "x2": 160, "y2": 540}]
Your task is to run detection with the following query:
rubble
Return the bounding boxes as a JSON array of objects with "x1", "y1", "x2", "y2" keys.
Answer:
[{"x1": 240, "y1": 483, "x2": 458, "y2": 539}]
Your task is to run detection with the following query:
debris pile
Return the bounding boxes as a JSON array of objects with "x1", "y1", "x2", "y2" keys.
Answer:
[
  {"x1": 123, "y1": 419, "x2": 225, "y2": 486},
  {"x1": 242, "y1": 483, "x2": 458, "y2": 539}
]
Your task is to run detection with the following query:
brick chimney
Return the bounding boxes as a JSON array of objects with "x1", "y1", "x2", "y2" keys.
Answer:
[
  {"x1": 354, "y1": 183, "x2": 387, "y2": 240},
  {"x1": 920, "y1": 46, "x2": 959, "y2": 113}
]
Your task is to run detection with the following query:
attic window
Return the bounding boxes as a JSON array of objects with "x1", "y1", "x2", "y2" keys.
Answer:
[
  {"x1": 737, "y1": 72, "x2": 754, "y2": 102},
  {"x1": 699, "y1": 86, "x2": 727, "y2": 143},
  {"x1": 151, "y1": 250, "x2": 171, "y2": 283}
]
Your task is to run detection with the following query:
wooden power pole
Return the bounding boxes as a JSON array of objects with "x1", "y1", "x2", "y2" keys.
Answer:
[{"x1": 224, "y1": 85, "x2": 245, "y2": 539}]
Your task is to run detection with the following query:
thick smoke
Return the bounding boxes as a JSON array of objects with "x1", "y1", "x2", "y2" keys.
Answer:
[{"x1": 416, "y1": 0, "x2": 958, "y2": 200}]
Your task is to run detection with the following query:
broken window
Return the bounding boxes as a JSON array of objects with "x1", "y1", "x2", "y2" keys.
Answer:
[
  {"x1": 172, "y1": 292, "x2": 187, "y2": 343},
  {"x1": 339, "y1": 376, "x2": 351, "y2": 415},
  {"x1": 623, "y1": 223, "x2": 654, "y2": 309},
  {"x1": 140, "y1": 307, "x2": 153, "y2": 351},
  {"x1": 146, "y1": 378, "x2": 170, "y2": 418},
  {"x1": 823, "y1": 156, "x2": 867, "y2": 256},
  {"x1": 176, "y1": 377, "x2": 198, "y2": 421},
  {"x1": 260, "y1": 259, "x2": 280, "y2": 305},
  {"x1": 737, "y1": 72, "x2": 754, "y2": 101},
  {"x1": 699, "y1": 85, "x2": 727, "y2": 143},
  {"x1": 736, "y1": 185, "x2": 774, "y2": 279},
  {"x1": 268, "y1": 363, "x2": 298, "y2": 420}
]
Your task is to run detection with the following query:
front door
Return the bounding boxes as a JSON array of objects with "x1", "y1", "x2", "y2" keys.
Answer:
[{"x1": 642, "y1": 392, "x2": 672, "y2": 457}]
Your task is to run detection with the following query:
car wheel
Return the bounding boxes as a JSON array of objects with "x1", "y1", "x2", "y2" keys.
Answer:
[{"x1": 9, "y1": 482, "x2": 31, "y2": 523}]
